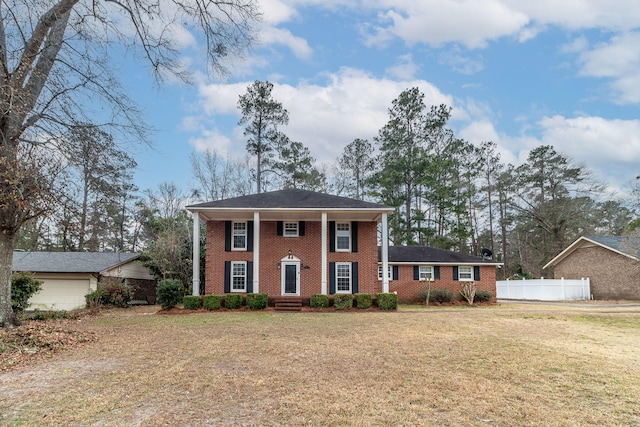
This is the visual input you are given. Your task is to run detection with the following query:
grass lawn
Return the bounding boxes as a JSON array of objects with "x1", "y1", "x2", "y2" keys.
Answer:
[{"x1": 1, "y1": 303, "x2": 640, "y2": 426}]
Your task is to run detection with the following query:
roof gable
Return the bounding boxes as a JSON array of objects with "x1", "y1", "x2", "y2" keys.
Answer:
[
  {"x1": 543, "y1": 235, "x2": 640, "y2": 270},
  {"x1": 12, "y1": 252, "x2": 141, "y2": 274},
  {"x1": 378, "y1": 246, "x2": 500, "y2": 265}
]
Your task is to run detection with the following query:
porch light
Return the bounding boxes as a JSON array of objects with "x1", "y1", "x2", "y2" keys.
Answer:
[{"x1": 287, "y1": 249, "x2": 292, "y2": 259}]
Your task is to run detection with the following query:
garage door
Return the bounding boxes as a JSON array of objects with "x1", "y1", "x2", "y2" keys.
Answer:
[{"x1": 28, "y1": 278, "x2": 92, "y2": 311}]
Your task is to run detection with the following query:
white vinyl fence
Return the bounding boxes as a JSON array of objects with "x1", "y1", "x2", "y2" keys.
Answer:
[{"x1": 496, "y1": 277, "x2": 591, "y2": 301}]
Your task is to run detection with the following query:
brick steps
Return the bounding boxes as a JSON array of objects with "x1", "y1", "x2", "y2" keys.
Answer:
[{"x1": 273, "y1": 297, "x2": 303, "y2": 312}]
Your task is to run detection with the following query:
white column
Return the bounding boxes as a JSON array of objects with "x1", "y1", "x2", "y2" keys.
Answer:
[
  {"x1": 253, "y1": 211, "x2": 260, "y2": 293},
  {"x1": 381, "y1": 213, "x2": 389, "y2": 293},
  {"x1": 321, "y1": 212, "x2": 328, "y2": 295},
  {"x1": 192, "y1": 212, "x2": 200, "y2": 296}
]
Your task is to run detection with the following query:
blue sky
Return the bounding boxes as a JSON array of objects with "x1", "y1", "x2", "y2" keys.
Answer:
[{"x1": 127, "y1": 0, "x2": 640, "y2": 198}]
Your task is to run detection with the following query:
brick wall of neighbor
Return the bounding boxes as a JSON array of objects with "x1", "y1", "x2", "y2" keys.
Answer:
[
  {"x1": 553, "y1": 246, "x2": 640, "y2": 300},
  {"x1": 205, "y1": 220, "x2": 380, "y2": 298},
  {"x1": 388, "y1": 265, "x2": 497, "y2": 304}
]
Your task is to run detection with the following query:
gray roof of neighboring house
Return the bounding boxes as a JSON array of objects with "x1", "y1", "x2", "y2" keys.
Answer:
[
  {"x1": 12, "y1": 252, "x2": 141, "y2": 274},
  {"x1": 585, "y1": 235, "x2": 640, "y2": 258},
  {"x1": 187, "y1": 188, "x2": 392, "y2": 210},
  {"x1": 378, "y1": 246, "x2": 500, "y2": 264}
]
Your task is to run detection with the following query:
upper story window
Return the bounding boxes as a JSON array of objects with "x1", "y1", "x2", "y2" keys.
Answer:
[
  {"x1": 284, "y1": 222, "x2": 299, "y2": 237},
  {"x1": 419, "y1": 266, "x2": 433, "y2": 280},
  {"x1": 336, "y1": 222, "x2": 351, "y2": 251},
  {"x1": 232, "y1": 221, "x2": 247, "y2": 250},
  {"x1": 458, "y1": 266, "x2": 473, "y2": 281}
]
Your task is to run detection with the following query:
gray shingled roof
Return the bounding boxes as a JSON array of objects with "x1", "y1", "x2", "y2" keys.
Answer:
[
  {"x1": 378, "y1": 246, "x2": 499, "y2": 264},
  {"x1": 585, "y1": 235, "x2": 640, "y2": 258},
  {"x1": 12, "y1": 252, "x2": 140, "y2": 273},
  {"x1": 187, "y1": 188, "x2": 392, "y2": 210}
]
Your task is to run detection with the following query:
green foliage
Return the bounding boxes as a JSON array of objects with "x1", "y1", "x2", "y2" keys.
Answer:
[
  {"x1": 11, "y1": 272, "x2": 43, "y2": 313},
  {"x1": 333, "y1": 294, "x2": 353, "y2": 310},
  {"x1": 99, "y1": 280, "x2": 132, "y2": 307},
  {"x1": 85, "y1": 289, "x2": 104, "y2": 309},
  {"x1": 246, "y1": 293, "x2": 268, "y2": 310},
  {"x1": 224, "y1": 294, "x2": 242, "y2": 309},
  {"x1": 424, "y1": 289, "x2": 454, "y2": 303},
  {"x1": 355, "y1": 293, "x2": 372, "y2": 309},
  {"x1": 156, "y1": 279, "x2": 184, "y2": 310},
  {"x1": 25, "y1": 309, "x2": 76, "y2": 321},
  {"x1": 376, "y1": 293, "x2": 398, "y2": 310},
  {"x1": 310, "y1": 294, "x2": 329, "y2": 308},
  {"x1": 203, "y1": 295, "x2": 223, "y2": 310},
  {"x1": 475, "y1": 291, "x2": 492, "y2": 303},
  {"x1": 183, "y1": 295, "x2": 202, "y2": 310}
]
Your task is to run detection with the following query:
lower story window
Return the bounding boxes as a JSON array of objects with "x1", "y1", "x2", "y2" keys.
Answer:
[
  {"x1": 231, "y1": 261, "x2": 247, "y2": 291},
  {"x1": 419, "y1": 266, "x2": 433, "y2": 280},
  {"x1": 336, "y1": 263, "x2": 351, "y2": 293},
  {"x1": 458, "y1": 266, "x2": 473, "y2": 281},
  {"x1": 378, "y1": 265, "x2": 392, "y2": 281}
]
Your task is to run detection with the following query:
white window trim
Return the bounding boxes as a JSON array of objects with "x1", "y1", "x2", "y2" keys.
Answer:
[
  {"x1": 283, "y1": 222, "x2": 299, "y2": 237},
  {"x1": 458, "y1": 266, "x2": 473, "y2": 281},
  {"x1": 231, "y1": 261, "x2": 247, "y2": 292},
  {"x1": 335, "y1": 222, "x2": 351, "y2": 252},
  {"x1": 335, "y1": 262, "x2": 352, "y2": 294},
  {"x1": 378, "y1": 265, "x2": 393, "y2": 281},
  {"x1": 232, "y1": 221, "x2": 247, "y2": 251},
  {"x1": 419, "y1": 266, "x2": 433, "y2": 281}
]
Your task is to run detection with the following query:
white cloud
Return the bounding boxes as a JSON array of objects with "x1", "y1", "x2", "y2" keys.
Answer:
[
  {"x1": 258, "y1": 27, "x2": 313, "y2": 60},
  {"x1": 385, "y1": 54, "x2": 418, "y2": 80}
]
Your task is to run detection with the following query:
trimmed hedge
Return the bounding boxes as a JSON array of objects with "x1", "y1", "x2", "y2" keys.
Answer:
[
  {"x1": 355, "y1": 293, "x2": 372, "y2": 309},
  {"x1": 247, "y1": 293, "x2": 268, "y2": 310},
  {"x1": 156, "y1": 279, "x2": 184, "y2": 310},
  {"x1": 376, "y1": 293, "x2": 398, "y2": 310},
  {"x1": 310, "y1": 294, "x2": 329, "y2": 308},
  {"x1": 183, "y1": 295, "x2": 202, "y2": 310},
  {"x1": 475, "y1": 291, "x2": 492, "y2": 303},
  {"x1": 427, "y1": 289, "x2": 454, "y2": 303},
  {"x1": 203, "y1": 295, "x2": 223, "y2": 310},
  {"x1": 224, "y1": 293, "x2": 243, "y2": 309},
  {"x1": 334, "y1": 294, "x2": 353, "y2": 310}
]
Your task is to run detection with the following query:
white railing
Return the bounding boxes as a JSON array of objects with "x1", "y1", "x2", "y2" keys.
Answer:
[{"x1": 496, "y1": 277, "x2": 591, "y2": 301}]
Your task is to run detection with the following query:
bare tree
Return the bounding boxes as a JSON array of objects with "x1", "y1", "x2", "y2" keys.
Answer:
[{"x1": 0, "y1": 0, "x2": 260, "y2": 327}]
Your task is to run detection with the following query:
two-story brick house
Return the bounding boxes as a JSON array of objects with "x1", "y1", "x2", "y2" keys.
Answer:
[{"x1": 186, "y1": 189, "x2": 499, "y2": 302}]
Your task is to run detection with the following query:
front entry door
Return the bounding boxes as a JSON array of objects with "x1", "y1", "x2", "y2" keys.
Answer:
[{"x1": 282, "y1": 262, "x2": 300, "y2": 295}]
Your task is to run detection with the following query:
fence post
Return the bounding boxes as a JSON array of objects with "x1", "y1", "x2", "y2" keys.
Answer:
[{"x1": 561, "y1": 277, "x2": 566, "y2": 300}]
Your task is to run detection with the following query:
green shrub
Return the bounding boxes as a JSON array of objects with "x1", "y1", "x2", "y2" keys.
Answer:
[
  {"x1": 183, "y1": 295, "x2": 202, "y2": 310},
  {"x1": 25, "y1": 309, "x2": 74, "y2": 321},
  {"x1": 376, "y1": 293, "x2": 398, "y2": 310},
  {"x1": 310, "y1": 294, "x2": 329, "y2": 308},
  {"x1": 224, "y1": 293, "x2": 242, "y2": 309},
  {"x1": 355, "y1": 293, "x2": 372, "y2": 309},
  {"x1": 85, "y1": 289, "x2": 105, "y2": 309},
  {"x1": 333, "y1": 294, "x2": 353, "y2": 310},
  {"x1": 203, "y1": 295, "x2": 223, "y2": 310},
  {"x1": 11, "y1": 272, "x2": 43, "y2": 314},
  {"x1": 99, "y1": 280, "x2": 132, "y2": 307},
  {"x1": 246, "y1": 293, "x2": 268, "y2": 310},
  {"x1": 427, "y1": 289, "x2": 454, "y2": 303},
  {"x1": 475, "y1": 291, "x2": 492, "y2": 303},
  {"x1": 156, "y1": 279, "x2": 184, "y2": 310}
]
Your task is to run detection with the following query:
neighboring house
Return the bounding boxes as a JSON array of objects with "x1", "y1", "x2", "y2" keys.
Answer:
[
  {"x1": 11, "y1": 252, "x2": 157, "y2": 310},
  {"x1": 382, "y1": 246, "x2": 500, "y2": 303},
  {"x1": 544, "y1": 235, "x2": 640, "y2": 300},
  {"x1": 186, "y1": 189, "x2": 500, "y2": 302}
]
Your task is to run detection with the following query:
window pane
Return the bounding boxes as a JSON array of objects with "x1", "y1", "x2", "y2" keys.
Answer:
[
  {"x1": 459, "y1": 266, "x2": 473, "y2": 280},
  {"x1": 232, "y1": 263, "x2": 246, "y2": 290},
  {"x1": 233, "y1": 222, "x2": 247, "y2": 249},
  {"x1": 336, "y1": 223, "x2": 350, "y2": 250},
  {"x1": 419, "y1": 266, "x2": 433, "y2": 280},
  {"x1": 336, "y1": 264, "x2": 351, "y2": 292},
  {"x1": 284, "y1": 222, "x2": 298, "y2": 236}
]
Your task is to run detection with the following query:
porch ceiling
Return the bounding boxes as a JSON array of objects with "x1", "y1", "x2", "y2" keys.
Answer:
[{"x1": 190, "y1": 207, "x2": 390, "y2": 222}]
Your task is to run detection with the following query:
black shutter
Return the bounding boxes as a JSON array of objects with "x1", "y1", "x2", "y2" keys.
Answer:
[
  {"x1": 453, "y1": 266, "x2": 459, "y2": 281},
  {"x1": 299, "y1": 221, "x2": 305, "y2": 236},
  {"x1": 413, "y1": 266, "x2": 420, "y2": 280},
  {"x1": 474, "y1": 266, "x2": 480, "y2": 281},
  {"x1": 352, "y1": 262, "x2": 359, "y2": 294},
  {"x1": 434, "y1": 266, "x2": 441, "y2": 280},
  {"x1": 277, "y1": 221, "x2": 283, "y2": 236},
  {"x1": 392, "y1": 265, "x2": 399, "y2": 281},
  {"x1": 329, "y1": 262, "x2": 336, "y2": 294},
  {"x1": 224, "y1": 261, "x2": 231, "y2": 293},
  {"x1": 224, "y1": 221, "x2": 232, "y2": 252},
  {"x1": 329, "y1": 221, "x2": 336, "y2": 252},
  {"x1": 351, "y1": 221, "x2": 358, "y2": 253},
  {"x1": 247, "y1": 221, "x2": 254, "y2": 252},
  {"x1": 246, "y1": 262, "x2": 253, "y2": 293}
]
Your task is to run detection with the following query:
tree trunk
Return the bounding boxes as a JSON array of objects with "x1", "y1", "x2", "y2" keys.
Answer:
[{"x1": 0, "y1": 231, "x2": 18, "y2": 328}]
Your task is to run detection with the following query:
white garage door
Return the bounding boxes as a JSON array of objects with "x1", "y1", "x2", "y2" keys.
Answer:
[{"x1": 28, "y1": 278, "x2": 93, "y2": 311}]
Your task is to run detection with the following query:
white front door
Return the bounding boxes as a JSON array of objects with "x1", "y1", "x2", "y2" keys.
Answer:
[{"x1": 281, "y1": 261, "x2": 300, "y2": 295}]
